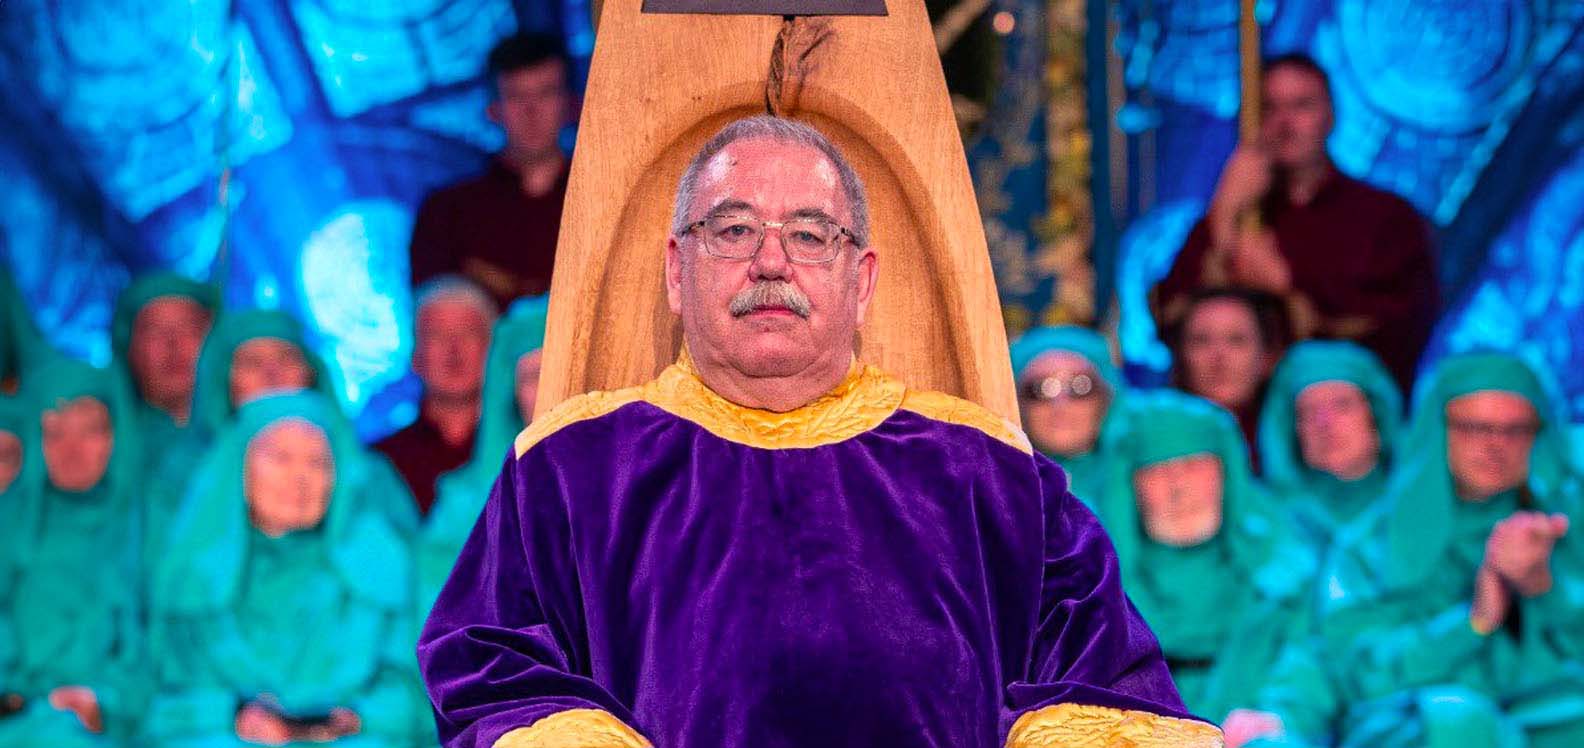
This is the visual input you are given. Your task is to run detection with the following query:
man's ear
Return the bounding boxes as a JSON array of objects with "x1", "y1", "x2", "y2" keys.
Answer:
[
  {"x1": 665, "y1": 236, "x2": 685, "y2": 315},
  {"x1": 852, "y1": 247, "x2": 879, "y2": 325}
]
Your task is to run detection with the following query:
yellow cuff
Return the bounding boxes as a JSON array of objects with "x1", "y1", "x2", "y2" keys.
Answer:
[
  {"x1": 492, "y1": 709, "x2": 652, "y2": 748},
  {"x1": 1007, "y1": 703, "x2": 1224, "y2": 747}
]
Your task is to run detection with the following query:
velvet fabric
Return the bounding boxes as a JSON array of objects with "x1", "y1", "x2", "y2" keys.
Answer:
[{"x1": 419, "y1": 368, "x2": 1204, "y2": 748}]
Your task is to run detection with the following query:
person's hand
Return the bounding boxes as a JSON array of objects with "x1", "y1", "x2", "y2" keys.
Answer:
[
  {"x1": 299, "y1": 708, "x2": 362, "y2": 742},
  {"x1": 1210, "y1": 145, "x2": 1274, "y2": 225},
  {"x1": 47, "y1": 686, "x2": 102, "y2": 733},
  {"x1": 1485, "y1": 512, "x2": 1570, "y2": 597},
  {"x1": 1228, "y1": 228, "x2": 1292, "y2": 293},
  {"x1": 1471, "y1": 563, "x2": 1511, "y2": 634},
  {"x1": 1222, "y1": 708, "x2": 1284, "y2": 748},
  {"x1": 235, "y1": 703, "x2": 292, "y2": 746}
]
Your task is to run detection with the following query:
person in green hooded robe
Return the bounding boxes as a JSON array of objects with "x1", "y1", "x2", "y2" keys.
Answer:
[
  {"x1": 420, "y1": 296, "x2": 547, "y2": 615},
  {"x1": 110, "y1": 273, "x2": 219, "y2": 458},
  {"x1": 1, "y1": 270, "x2": 58, "y2": 392},
  {"x1": 146, "y1": 391, "x2": 427, "y2": 748},
  {"x1": 0, "y1": 395, "x2": 51, "y2": 743},
  {"x1": 2, "y1": 359, "x2": 146, "y2": 747},
  {"x1": 1234, "y1": 351, "x2": 1584, "y2": 748},
  {"x1": 1009, "y1": 326, "x2": 1128, "y2": 508},
  {"x1": 1095, "y1": 389, "x2": 1317, "y2": 726},
  {"x1": 145, "y1": 309, "x2": 417, "y2": 567},
  {"x1": 1257, "y1": 341, "x2": 1404, "y2": 554}
]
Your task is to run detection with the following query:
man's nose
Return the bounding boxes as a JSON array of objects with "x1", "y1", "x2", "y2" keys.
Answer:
[{"x1": 748, "y1": 231, "x2": 792, "y2": 280}]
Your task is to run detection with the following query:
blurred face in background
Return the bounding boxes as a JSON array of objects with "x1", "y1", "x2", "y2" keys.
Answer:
[
  {"x1": 128, "y1": 297, "x2": 212, "y2": 416},
  {"x1": 1446, "y1": 391, "x2": 1539, "y2": 501},
  {"x1": 0, "y1": 428, "x2": 22, "y2": 493},
  {"x1": 1295, "y1": 380, "x2": 1380, "y2": 481},
  {"x1": 1260, "y1": 65, "x2": 1333, "y2": 171},
  {"x1": 1180, "y1": 297, "x2": 1272, "y2": 413},
  {"x1": 42, "y1": 397, "x2": 113, "y2": 493},
  {"x1": 1018, "y1": 351, "x2": 1110, "y2": 458},
  {"x1": 491, "y1": 61, "x2": 570, "y2": 161},
  {"x1": 245, "y1": 419, "x2": 334, "y2": 537},
  {"x1": 1133, "y1": 454, "x2": 1224, "y2": 547},
  {"x1": 515, "y1": 349, "x2": 544, "y2": 425},
  {"x1": 414, "y1": 298, "x2": 492, "y2": 403},
  {"x1": 230, "y1": 338, "x2": 314, "y2": 408}
]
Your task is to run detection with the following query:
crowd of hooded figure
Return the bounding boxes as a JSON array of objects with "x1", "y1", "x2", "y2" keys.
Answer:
[
  {"x1": 2, "y1": 258, "x2": 1582, "y2": 748},
  {"x1": 0, "y1": 270, "x2": 547, "y2": 748}
]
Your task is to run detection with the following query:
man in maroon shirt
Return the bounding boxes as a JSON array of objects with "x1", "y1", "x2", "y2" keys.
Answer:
[
  {"x1": 1152, "y1": 53, "x2": 1438, "y2": 391},
  {"x1": 376, "y1": 277, "x2": 497, "y2": 516},
  {"x1": 409, "y1": 33, "x2": 574, "y2": 308}
]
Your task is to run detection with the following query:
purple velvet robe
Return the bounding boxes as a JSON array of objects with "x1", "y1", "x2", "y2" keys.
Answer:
[{"x1": 418, "y1": 361, "x2": 1205, "y2": 748}]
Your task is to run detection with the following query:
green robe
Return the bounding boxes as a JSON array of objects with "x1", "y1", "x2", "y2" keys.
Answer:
[
  {"x1": 420, "y1": 297, "x2": 547, "y2": 615},
  {"x1": 0, "y1": 271, "x2": 58, "y2": 389},
  {"x1": 1253, "y1": 351, "x2": 1584, "y2": 748},
  {"x1": 109, "y1": 273, "x2": 219, "y2": 466},
  {"x1": 2, "y1": 361, "x2": 146, "y2": 747},
  {"x1": 1096, "y1": 389, "x2": 1317, "y2": 723},
  {"x1": 1257, "y1": 341, "x2": 1404, "y2": 555},
  {"x1": 1008, "y1": 326, "x2": 1128, "y2": 508},
  {"x1": 146, "y1": 391, "x2": 426, "y2": 748}
]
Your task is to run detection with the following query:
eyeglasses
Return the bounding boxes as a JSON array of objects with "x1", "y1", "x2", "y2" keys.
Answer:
[
  {"x1": 1019, "y1": 373, "x2": 1100, "y2": 403},
  {"x1": 1447, "y1": 418, "x2": 1541, "y2": 441},
  {"x1": 684, "y1": 214, "x2": 855, "y2": 265}
]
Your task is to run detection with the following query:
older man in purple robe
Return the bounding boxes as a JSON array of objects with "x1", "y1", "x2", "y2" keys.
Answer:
[{"x1": 417, "y1": 116, "x2": 1222, "y2": 748}]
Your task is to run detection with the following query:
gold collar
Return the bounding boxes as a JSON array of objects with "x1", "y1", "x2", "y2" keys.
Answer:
[{"x1": 643, "y1": 348, "x2": 906, "y2": 450}]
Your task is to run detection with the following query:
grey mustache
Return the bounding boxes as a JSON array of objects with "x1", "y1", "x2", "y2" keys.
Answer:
[{"x1": 729, "y1": 281, "x2": 812, "y2": 319}]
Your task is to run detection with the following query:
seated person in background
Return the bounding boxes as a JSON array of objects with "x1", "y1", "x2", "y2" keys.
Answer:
[
  {"x1": 147, "y1": 391, "x2": 425, "y2": 748},
  {"x1": 2, "y1": 360, "x2": 145, "y2": 748},
  {"x1": 376, "y1": 277, "x2": 496, "y2": 518},
  {"x1": 1094, "y1": 389, "x2": 1315, "y2": 728},
  {"x1": 112, "y1": 273, "x2": 217, "y2": 456},
  {"x1": 1152, "y1": 53, "x2": 1436, "y2": 391},
  {"x1": 421, "y1": 296, "x2": 546, "y2": 613},
  {"x1": 409, "y1": 33, "x2": 575, "y2": 308},
  {"x1": 1163, "y1": 287, "x2": 1290, "y2": 472},
  {"x1": 1010, "y1": 325, "x2": 1127, "y2": 506},
  {"x1": 0, "y1": 397, "x2": 46, "y2": 742},
  {"x1": 1, "y1": 269, "x2": 56, "y2": 393},
  {"x1": 1257, "y1": 341, "x2": 1403, "y2": 552},
  {"x1": 1232, "y1": 352, "x2": 1584, "y2": 748}
]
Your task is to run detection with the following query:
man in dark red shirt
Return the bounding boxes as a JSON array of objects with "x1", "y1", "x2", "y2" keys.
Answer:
[
  {"x1": 409, "y1": 33, "x2": 574, "y2": 308},
  {"x1": 376, "y1": 277, "x2": 497, "y2": 515},
  {"x1": 1153, "y1": 53, "x2": 1438, "y2": 391}
]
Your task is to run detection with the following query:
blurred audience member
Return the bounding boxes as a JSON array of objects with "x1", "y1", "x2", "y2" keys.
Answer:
[
  {"x1": 1152, "y1": 53, "x2": 1437, "y2": 390},
  {"x1": 409, "y1": 32, "x2": 575, "y2": 308},
  {"x1": 1010, "y1": 325, "x2": 1127, "y2": 507},
  {"x1": 112, "y1": 273, "x2": 217, "y2": 453},
  {"x1": 376, "y1": 278, "x2": 497, "y2": 517}
]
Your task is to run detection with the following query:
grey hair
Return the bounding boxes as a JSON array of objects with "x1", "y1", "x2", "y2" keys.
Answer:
[
  {"x1": 413, "y1": 274, "x2": 500, "y2": 325},
  {"x1": 670, "y1": 116, "x2": 871, "y2": 248}
]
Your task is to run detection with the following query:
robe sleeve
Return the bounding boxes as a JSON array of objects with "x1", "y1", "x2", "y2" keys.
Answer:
[
  {"x1": 417, "y1": 452, "x2": 650, "y2": 748},
  {"x1": 1001, "y1": 458, "x2": 1223, "y2": 747}
]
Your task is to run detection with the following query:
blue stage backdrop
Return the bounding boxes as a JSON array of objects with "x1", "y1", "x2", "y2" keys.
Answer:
[{"x1": 1, "y1": 1, "x2": 1581, "y2": 429}]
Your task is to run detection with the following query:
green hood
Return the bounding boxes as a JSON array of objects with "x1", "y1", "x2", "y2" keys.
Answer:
[
  {"x1": 110, "y1": 272, "x2": 219, "y2": 364},
  {"x1": 188, "y1": 309, "x2": 337, "y2": 437},
  {"x1": 1, "y1": 271, "x2": 56, "y2": 384}
]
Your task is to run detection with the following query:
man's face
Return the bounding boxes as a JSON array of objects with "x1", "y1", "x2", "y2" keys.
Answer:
[
  {"x1": 0, "y1": 429, "x2": 22, "y2": 494},
  {"x1": 1181, "y1": 298, "x2": 1271, "y2": 412},
  {"x1": 1260, "y1": 66, "x2": 1333, "y2": 170},
  {"x1": 414, "y1": 299, "x2": 492, "y2": 401},
  {"x1": 1295, "y1": 380, "x2": 1380, "y2": 480},
  {"x1": 1133, "y1": 453, "x2": 1224, "y2": 547},
  {"x1": 244, "y1": 419, "x2": 334, "y2": 537},
  {"x1": 229, "y1": 338, "x2": 314, "y2": 408},
  {"x1": 41, "y1": 397, "x2": 114, "y2": 493},
  {"x1": 665, "y1": 138, "x2": 878, "y2": 381},
  {"x1": 515, "y1": 348, "x2": 544, "y2": 425},
  {"x1": 1446, "y1": 391, "x2": 1539, "y2": 501},
  {"x1": 128, "y1": 296, "x2": 211, "y2": 408},
  {"x1": 490, "y1": 61, "x2": 570, "y2": 158},
  {"x1": 1018, "y1": 351, "x2": 1110, "y2": 458}
]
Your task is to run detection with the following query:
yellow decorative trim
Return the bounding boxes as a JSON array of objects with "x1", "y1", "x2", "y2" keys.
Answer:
[
  {"x1": 492, "y1": 708, "x2": 651, "y2": 748},
  {"x1": 901, "y1": 389, "x2": 1032, "y2": 454},
  {"x1": 641, "y1": 349, "x2": 906, "y2": 450},
  {"x1": 514, "y1": 386, "x2": 645, "y2": 457},
  {"x1": 1006, "y1": 703, "x2": 1224, "y2": 747}
]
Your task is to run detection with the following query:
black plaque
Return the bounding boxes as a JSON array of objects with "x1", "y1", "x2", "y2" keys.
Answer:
[{"x1": 642, "y1": 0, "x2": 886, "y2": 15}]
